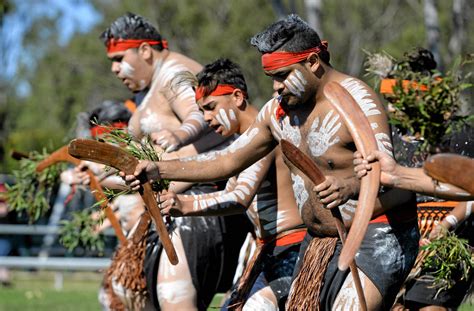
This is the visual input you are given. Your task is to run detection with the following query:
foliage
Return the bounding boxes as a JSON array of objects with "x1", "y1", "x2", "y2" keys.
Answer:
[
  {"x1": 6, "y1": 150, "x2": 65, "y2": 222},
  {"x1": 2, "y1": 1, "x2": 474, "y2": 174},
  {"x1": 59, "y1": 208, "x2": 105, "y2": 253},
  {"x1": 100, "y1": 126, "x2": 170, "y2": 192},
  {"x1": 421, "y1": 227, "x2": 474, "y2": 297},
  {"x1": 365, "y1": 50, "x2": 473, "y2": 153}
]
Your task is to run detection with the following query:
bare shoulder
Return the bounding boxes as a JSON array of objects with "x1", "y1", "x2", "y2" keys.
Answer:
[{"x1": 167, "y1": 51, "x2": 202, "y2": 74}]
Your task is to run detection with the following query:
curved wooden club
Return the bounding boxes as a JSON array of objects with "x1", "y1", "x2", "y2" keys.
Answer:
[
  {"x1": 424, "y1": 153, "x2": 474, "y2": 195},
  {"x1": 68, "y1": 138, "x2": 179, "y2": 265},
  {"x1": 324, "y1": 81, "x2": 381, "y2": 271},
  {"x1": 280, "y1": 139, "x2": 367, "y2": 311},
  {"x1": 36, "y1": 145, "x2": 127, "y2": 244}
]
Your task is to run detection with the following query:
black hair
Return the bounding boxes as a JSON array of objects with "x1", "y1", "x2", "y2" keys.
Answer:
[
  {"x1": 405, "y1": 47, "x2": 437, "y2": 73},
  {"x1": 88, "y1": 100, "x2": 132, "y2": 126},
  {"x1": 250, "y1": 14, "x2": 330, "y2": 64},
  {"x1": 196, "y1": 58, "x2": 249, "y2": 99},
  {"x1": 99, "y1": 12, "x2": 166, "y2": 51}
]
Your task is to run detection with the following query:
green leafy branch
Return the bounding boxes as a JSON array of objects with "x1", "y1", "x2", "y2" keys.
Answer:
[
  {"x1": 6, "y1": 149, "x2": 66, "y2": 222},
  {"x1": 421, "y1": 227, "x2": 473, "y2": 297},
  {"x1": 97, "y1": 125, "x2": 170, "y2": 192},
  {"x1": 59, "y1": 209, "x2": 105, "y2": 253},
  {"x1": 365, "y1": 50, "x2": 473, "y2": 153}
]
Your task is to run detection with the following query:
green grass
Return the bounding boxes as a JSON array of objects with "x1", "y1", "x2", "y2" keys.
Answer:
[
  {"x1": 0, "y1": 271, "x2": 102, "y2": 311},
  {"x1": 0, "y1": 271, "x2": 472, "y2": 310}
]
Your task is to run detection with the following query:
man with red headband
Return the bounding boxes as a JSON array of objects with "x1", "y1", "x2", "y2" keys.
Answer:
[
  {"x1": 157, "y1": 58, "x2": 305, "y2": 310},
  {"x1": 122, "y1": 15, "x2": 419, "y2": 310},
  {"x1": 99, "y1": 13, "x2": 245, "y2": 311}
]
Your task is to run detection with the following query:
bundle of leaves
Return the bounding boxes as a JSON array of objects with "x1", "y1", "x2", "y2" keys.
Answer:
[
  {"x1": 59, "y1": 208, "x2": 105, "y2": 253},
  {"x1": 98, "y1": 125, "x2": 170, "y2": 192},
  {"x1": 6, "y1": 150, "x2": 66, "y2": 222},
  {"x1": 365, "y1": 48, "x2": 473, "y2": 153},
  {"x1": 420, "y1": 228, "x2": 473, "y2": 298}
]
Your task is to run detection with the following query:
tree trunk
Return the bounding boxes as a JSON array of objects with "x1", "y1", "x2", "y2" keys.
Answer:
[
  {"x1": 423, "y1": 0, "x2": 443, "y2": 71},
  {"x1": 448, "y1": 0, "x2": 465, "y2": 63},
  {"x1": 304, "y1": 0, "x2": 323, "y2": 34}
]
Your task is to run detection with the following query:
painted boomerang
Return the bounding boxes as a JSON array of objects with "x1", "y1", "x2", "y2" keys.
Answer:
[
  {"x1": 36, "y1": 145, "x2": 127, "y2": 244},
  {"x1": 424, "y1": 153, "x2": 474, "y2": 195},
  {"x1": 68, "y1": 139, "x2": 179, "y2": 265},
  {"x1": 280, "y1": 139, "x2": 367, "y2": 310},
  {"x1": 324, "y1": 81, "x2": 381, "y2": 271}
]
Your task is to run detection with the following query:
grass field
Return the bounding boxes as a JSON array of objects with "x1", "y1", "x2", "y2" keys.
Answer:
[{"x1": 0, "y1": 271, "x2": 472, "y2": 310}]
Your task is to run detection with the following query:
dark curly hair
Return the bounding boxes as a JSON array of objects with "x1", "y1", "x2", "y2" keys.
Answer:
[
  {"x1": 196, "y1": 58, "x2": 249, "y2": 99},
  {"x1": 250, "y1": 14, "x2": 330, "y2": 64},
  {"x1": 99, "y1": 12, "x2": 166, "y2": 51}
]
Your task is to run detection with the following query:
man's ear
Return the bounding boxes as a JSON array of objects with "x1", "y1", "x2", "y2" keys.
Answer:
[
  {"x1": 307, "y1": 53, "x2": 320, "y2": 73},
  {"x1": 233, "y1": 89, "x2": 246, "y2": 109},
  {"x1": 138, "y1": 43, "x2": 153, "y2": 61}
]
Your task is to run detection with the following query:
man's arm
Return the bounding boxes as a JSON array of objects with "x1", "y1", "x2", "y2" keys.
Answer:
[
  {"x1": 125, "y1": 108, "x2": 277, "y2": 187},
  {"x1": 354, "y1": 150, "x2": 474, "y2": 200},
  {"x1": 160, "y1": 153, "x2": 275, "y2": 217}
]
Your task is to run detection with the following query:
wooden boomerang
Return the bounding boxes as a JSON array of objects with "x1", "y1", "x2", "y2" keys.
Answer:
[
  {"x1": 424, "y1": 153, "x2": 474, "y2": 195},
  {"x1": 324, "y1": 81, "x2": 381, "y2": 271},
  {"x1": 280, "y1": 139, "x2": 368, "y2": 310},
  {"x1": 67, "y1": 139, "x2": 179, "y2": 265},
  {"x1": 36, "y1": 145, "x2": 127, "y2": 244}
]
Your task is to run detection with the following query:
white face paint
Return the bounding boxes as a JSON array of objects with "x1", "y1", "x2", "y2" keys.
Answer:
[
  {"x1": 291, "y1": 173, "x2": 309, "y2": 212},
  {"x1": 284, "y1": 69, "x2": 307, "y2": 98},
  {"x1": 120, "y1": 61, "x2": 135, "y2": 78},
  {"x1": 215, "y1": 108, "x2": 232, "y2": 130},
  {"x1": 307, "y1": 110, "x2": 341, "y2": 157}
]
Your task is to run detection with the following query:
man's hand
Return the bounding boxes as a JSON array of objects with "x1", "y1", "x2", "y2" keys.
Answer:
[
  {"x1": 312, "y1": 176, "x2": 353, "y2": 209},
  {"x1": 157, "y1": 190, "x2": 184, "y2": 217},
  {"x1": 353, "y1": 150, "x2": 397, "y2": 187},
  {"x1": 119, "y1": 160, "x2": 161, "y2": 191},
  {"x1": 151, "y1": 129, "x2": 182, "y2": 153}
]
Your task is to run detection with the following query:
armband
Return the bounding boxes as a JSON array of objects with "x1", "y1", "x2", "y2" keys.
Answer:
[
  {"x1": 466, "y1": 201, "x2": 472, "y2": 218},
  {"x1": 445, "y1": 214, "x2": 459, "y2": 228}
]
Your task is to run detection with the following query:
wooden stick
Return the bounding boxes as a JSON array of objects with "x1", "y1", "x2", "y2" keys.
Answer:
[
  {"x1": 424, "y1": 153, "x2": 474, "y2": 194},
  {"x1": 68, "y1": 139, "x2": 179, "y2": 265},
  {"x1": 324, "y1": 82, "x2": 381, "y2": 271},
  {"x1": 36, "y1": 145, "x2": 127, "y2": 244},
  {"x1": 280, "y1": 139, "x2": 368, "y2": 311}
]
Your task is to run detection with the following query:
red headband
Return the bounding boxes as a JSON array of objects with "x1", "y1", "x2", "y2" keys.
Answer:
[
  {"x1": 106, "y1": 38, "x2": 168, "y2": 53},
  {"x1": 90, "y1": 122, "x2": 128, "y2": 138},
  {"x1": 195, "y1": 84, "x2": 242, "y2": 101},
  {"x1": 261, "y1": 41, "x2": 328, "y2": 71}
]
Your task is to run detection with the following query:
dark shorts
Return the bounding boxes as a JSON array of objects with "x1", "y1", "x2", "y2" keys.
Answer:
[
  {"x1": 403, "y1": 219, "x2": 474, "y2": 308},
  {"x1": 403, "y1": 274, "x2": 473, "y2": 309},
  {"x1": 223, "y1": 241, "x2": 301, "y2": 310},
  {"x1": 293, "y1": 221, "x2": 420, "y2": 310},
  {"x1": 143, "y1": 185, "x2": 251, "y2": 310}
]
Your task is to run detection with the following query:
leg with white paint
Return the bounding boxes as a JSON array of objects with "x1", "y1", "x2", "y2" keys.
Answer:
[
  {"x1": 157, "y1": 229, "x2": 198, "y2": 311},
  {"x1": 243, "y1": 286, "x2": 278, "y2": 311},
  {"x1": 332, "y1": 269, "x2": 382, "y2": 311}
]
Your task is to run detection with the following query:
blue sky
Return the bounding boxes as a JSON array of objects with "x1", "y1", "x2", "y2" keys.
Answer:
[{"x1": 1, "y1": 0, "x2": 101, "y2": 87}]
